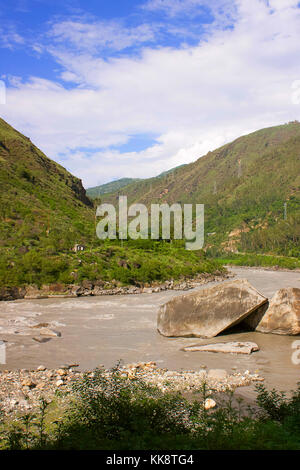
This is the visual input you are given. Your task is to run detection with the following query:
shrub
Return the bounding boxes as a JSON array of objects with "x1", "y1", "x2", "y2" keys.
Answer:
[{"x1": 1, "y1": 367, "x2": 299, "y2": 450}]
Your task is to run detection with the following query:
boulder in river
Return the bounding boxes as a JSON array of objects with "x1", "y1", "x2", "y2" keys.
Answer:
[
  {"x1": 39, "y1": 328, "x2": 61, "y2": 337},
  {"x1": 157, "y1": 279, "x2": 267, "y2": 338},
  {"x1": 32, "y1": 337, "x2": 52, "y2": 343},
  {"x1": 255, "y1": 287, "x2": 300, "y2": 335},
  {"x1": 182, "y1": 341, "x2": 259, "y2": 354}
]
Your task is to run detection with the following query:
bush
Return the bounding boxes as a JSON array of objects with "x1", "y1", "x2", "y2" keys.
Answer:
[{"x1": 1, "y1": 367, "x2": 300, "y2": 450}]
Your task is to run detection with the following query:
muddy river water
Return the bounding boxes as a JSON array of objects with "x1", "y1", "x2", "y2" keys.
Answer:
[{"x1": 0, "y1": 267, "x2": 300, "y2": 394}]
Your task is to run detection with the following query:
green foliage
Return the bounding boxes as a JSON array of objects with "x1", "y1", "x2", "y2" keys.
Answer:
[
  {"x1": 1, "y1": 367, "x2": 300, "y2": 450},
  {"x1": 1, "y1": 118, "x2": 299, "y2": 289},
  {"x1": 256, "y1": 382, "x2": 300, "y2": 428},
  {"x1": 0, "y1": 240, "x2": 222, "y2": 288},
  {"x1": 0, "y1": 117, "x2": 94, "y2": 256},
  {"x1": 215, "y1": 252, "x2": 300, "y2": 270}
]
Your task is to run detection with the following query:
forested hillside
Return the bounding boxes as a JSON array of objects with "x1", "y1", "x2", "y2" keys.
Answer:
[{"x1": 101, "y1": 122, "x2": 300, "y2": 258}]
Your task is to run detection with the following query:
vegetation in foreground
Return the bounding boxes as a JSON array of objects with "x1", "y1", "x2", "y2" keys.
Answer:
[{"x1": 0, "y1": 365, "x2": 299, "y2": 450}]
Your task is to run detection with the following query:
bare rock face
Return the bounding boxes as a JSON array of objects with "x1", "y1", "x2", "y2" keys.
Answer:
[
  {"x1": 242, "y1": 302, "x2": 269, "y2": 330},
  {"x1": 255, "y1": 288, "x2": 300, "y2": 335},
  {"x1": 24, "y1": 285, "x2": 47, "y2": 299},
  {"x1": 182, "y1": 341, "x2": 259, "y2": 354},
  {"x1": 157, "y1": 279, "x2": 267, "y2": 338},
  {"x1": 0, "y1": 286, "x2": 26, "y2": 301}
]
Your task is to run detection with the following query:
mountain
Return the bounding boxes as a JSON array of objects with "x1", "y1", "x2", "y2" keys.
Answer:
[
  {"x1": 0, "y1": 118, "x2": 221, "y2": 292},
  {"x1": 0, "y1": 117, "x2": 94, "y2": 254},
  {"x1": 101, "y1": 122, "x2": 300, "y2": 257},
  {"x1": 1, "y1": 117, "x2": 299, "y2": 293},
  {"x1": 86, "y1": 165, "x2": 187, "y2": 199},
  {"x1": 87, "y1": 178, "x2": 141, "y2": 198},
  {"x1": 155, "y1": 163, "x2": 187, "y2": 179}
]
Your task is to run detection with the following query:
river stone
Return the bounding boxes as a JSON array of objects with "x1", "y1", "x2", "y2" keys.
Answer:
[
  {"x1": 157, "y1": 279, "x2": 267, "y2": 338},
  {"x1": 255, "y1": 288, "x2": 300, "y2": 335},
  {"x1": 31, "y1": 322, "x2": 50, "y2": 329},
  {"x1": 32, "y1": 337, "x2": 52, "y2": 343},
  {"x1": 204, "y1": 398, "x2": 216, "y2": 410},
  {"x1": 40, "y1": 328, "x2": 61, "y2": 337},
  {"x1": 182, "y1": 341, "x2": 259, "y2": 354}
]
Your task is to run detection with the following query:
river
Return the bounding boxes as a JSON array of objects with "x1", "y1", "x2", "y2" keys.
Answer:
[{"x1": 0, "y1": 267, "x2": 299, "y2": 393}]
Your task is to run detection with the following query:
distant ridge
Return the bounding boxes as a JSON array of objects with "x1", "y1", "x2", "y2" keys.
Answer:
[
  {"x1": 86, "y1": 178, "x2": 141, "y2": 198},
  {"x1": 86, "y1": 164, "x2": 187, "y2": 198}
]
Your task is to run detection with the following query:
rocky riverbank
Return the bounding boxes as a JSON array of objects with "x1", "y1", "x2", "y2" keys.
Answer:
[
  {"x1": 0, "y1": 361, "x2": 264, "y2": 417},
  {"x1": 0, "y1": 271, "x2": 230, "y2": 301}
]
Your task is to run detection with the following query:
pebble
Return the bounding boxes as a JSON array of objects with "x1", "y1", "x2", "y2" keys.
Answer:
[
  {"x1": 21, "y1": 379, "x2": 36, "y2": 389},
  {"x1": 0, "y1": 361, "x2": 264, "y2": 416},
  {"x1": 32, "y1": 337, "x2": 52, "y2": 343},
  {"x1": 204, "y1": 398, "x2": 216, "y2": 410},
  {"x1": 36, "y1": 383, "x2": 46, "y2": 390},
  {"x1": 40, "y1": 328, "x2": 61, "y2": 337}
]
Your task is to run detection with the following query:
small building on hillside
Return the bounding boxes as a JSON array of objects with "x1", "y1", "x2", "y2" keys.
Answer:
[{"x1": 73, "y1": 243, "x2": 85, "y2": 253}]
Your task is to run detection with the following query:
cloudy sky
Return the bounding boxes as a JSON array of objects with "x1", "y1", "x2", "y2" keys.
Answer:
[{"x1": 1, "y1": 0, "x2": 300, "y2": 188}]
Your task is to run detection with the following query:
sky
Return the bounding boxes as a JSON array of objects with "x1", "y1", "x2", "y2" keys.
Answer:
[{"x1": 1, "y1": 0, "x2": 300, "y2": 188}]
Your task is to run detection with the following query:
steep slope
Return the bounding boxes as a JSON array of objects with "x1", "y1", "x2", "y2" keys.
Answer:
[
  {"x1": 0, "y1": 117, "x2": 94, "y2": 253},
  {"x1": 101, "y1": 122, "x2": 300, "y2": 257}
]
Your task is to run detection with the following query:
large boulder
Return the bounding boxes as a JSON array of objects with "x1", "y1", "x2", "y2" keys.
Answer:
[
  {"x1": 157, "y1": 279, "x2": 267, "y2": 338},
  {"x1": 255, "y1": 287, "x2": 300, "y2": 335}
]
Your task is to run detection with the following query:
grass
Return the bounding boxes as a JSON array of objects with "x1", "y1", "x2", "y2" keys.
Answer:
[
  {"x1": 0, "y1": 365, "x2": 299, "y2": 450},
  {"x1": 214, "y1": 252, "x2": 300, "y2": 270}
]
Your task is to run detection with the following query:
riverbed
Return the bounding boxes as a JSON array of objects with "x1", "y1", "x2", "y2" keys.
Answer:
[{"x1": 0, "y1": 267, "x2": 299, "y2": 393}]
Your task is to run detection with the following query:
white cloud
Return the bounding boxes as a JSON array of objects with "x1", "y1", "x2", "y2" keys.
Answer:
[
  {"x1": 49, "y1": 19, "x2": 157, "y2": 53},
  {"x1": 1, "y1": 0, "x2": 300, "y2": 187},
  {"x1": 142, "y1": 0, "x2": 231, "y2": 17},
  {"x1": 0, "y1": 26, "x2": 24, "y2": 49},
  {"x1": 268, "y1": 0, "x2": 299, "y2": 10}
]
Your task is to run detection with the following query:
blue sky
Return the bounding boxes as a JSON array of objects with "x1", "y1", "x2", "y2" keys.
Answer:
[
  {"x1": 1, "y1": 1, "x2": 213, "y2": 79},
  {"x1": 1, "y1": 0, "x2": 300, "y2": 187}
]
